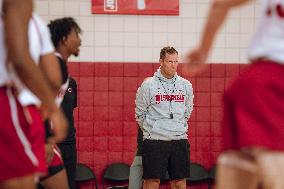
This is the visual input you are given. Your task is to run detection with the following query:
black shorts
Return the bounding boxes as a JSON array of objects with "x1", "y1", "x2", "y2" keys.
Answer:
[
  {"x1": 39, "y1": 165, "x2": 65, "y2": 181},
  {"x1": 142, "y1": 139, "x2": 190, "y2": 180},
  {"x1": 37, "y1": 164, "x2": 65, "y2": 188},
  {"x1": 58, "y1": 143, "x2": 77, "y2": 189}
]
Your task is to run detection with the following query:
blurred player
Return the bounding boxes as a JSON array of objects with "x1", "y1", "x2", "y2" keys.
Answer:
[
  {"x1": 187, "y1": 0, "x2": 284, "y2": 188},
  {"x1": 0, "y1": 0, "x2": 67, "y2": 189}
]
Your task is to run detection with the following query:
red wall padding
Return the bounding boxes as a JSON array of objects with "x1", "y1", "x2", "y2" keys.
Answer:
[{"x1": 68, "y1": 62, "x2": 246, "y2": 189}]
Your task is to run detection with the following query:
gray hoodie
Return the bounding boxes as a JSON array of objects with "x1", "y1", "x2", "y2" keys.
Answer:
[{"x1": 135, "y1": 69, "x2": 194, "y2": 141}]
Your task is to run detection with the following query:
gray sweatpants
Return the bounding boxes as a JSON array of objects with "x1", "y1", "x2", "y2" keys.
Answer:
[{"x1": 128, "y1": 156, "x2": 143, "y2": 189}]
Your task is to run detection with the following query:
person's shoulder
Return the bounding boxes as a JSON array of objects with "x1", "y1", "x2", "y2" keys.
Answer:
[
  {"x1": 141, "y1": 76, "x2": 154, "y2": 86},
  {"x1": 66, "y1": 77, "x2": 76, "y2": 90},
  {"x1": 143, "y1": 77, "x2": 153, "y2": 83},
  {"x1": 32, "y1": 13, "x2": 44, "y2": 24},
  {"x1": 178, "y1": 75, "x2": 192, "y2": 87},
  {"x1": 56, "y1": 55, "x2": 65, "y2": 63},
  {"x1": 32, "y1": 13, "x2": 48, "y2": 31},
  {"x1": 69, "y1": 77, "x2": 77, "y2": 85}
]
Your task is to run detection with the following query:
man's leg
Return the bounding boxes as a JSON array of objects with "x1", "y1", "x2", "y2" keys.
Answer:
[
  {"x1": 170, "y1": 179, "x2": 186, "y2": 189},
  {"x1": 257, "y1": 151, "x2": 284, "y2": 189},
  {"x1": 216, "y1": 151, "x2": 259, "y2": 189},
  {"x1": 129, "y1": 155, "x2": 143, "y2": 189},
  {"x1": 41, "y1": 169, "x2": 69, "y2": 189},
  {"x1": 143, "y1": 179, "x2": 160, "y2": 189},
  {"x1": 58, "y1": 143, "x2": 77, "y2": 189},
  {"x1": 168, "y1": 140, "x2": 189, "y2": 189},
  {"x1": 0, "y1": 174, "x2": 36, "y2": 189},
  {"x1": 142, "y1": 140, "x2": 170, "y2": 189}
]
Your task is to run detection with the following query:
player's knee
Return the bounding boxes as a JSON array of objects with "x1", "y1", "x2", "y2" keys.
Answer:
[
  {"x1": 170, "y1": 179, "x2": 186, "y2": 189},
  {"x1": 3, "y1": 175, "x2": 36, "y2": 189},
  {"x1": 143, "y1": 179, "x2": 160, "y2": 189}
]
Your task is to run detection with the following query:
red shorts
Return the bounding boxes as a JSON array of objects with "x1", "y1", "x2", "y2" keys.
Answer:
[
  {"x1": 26, "y1": 105, "x2": 47, "y2": 175},
  {"x1": 0, "y1": 87, "x2": 37, "y2": 182},
  {"x1": 39, "y1": 145, "x2": 64, "y2": 180},
  {"x1": 223, "y1": 61, "x2": 284, "y2": 150},
  {"x1": 44, "y1": 120, "x2": 63, "y2": 167},
  {"x1": 50, "y1": 145, "x2": 63, "y2": 167}
]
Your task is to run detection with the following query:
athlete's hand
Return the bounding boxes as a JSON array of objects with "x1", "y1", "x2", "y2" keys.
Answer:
[
  {"x1": 38, "y1": 102, "x2": 57, "y2": 121},
  {"x1": 185, "y1": 48, "x2": 209, "y2": 76},
  {"x1": 45, "y1": 143, "x2": 54, "y2": 164},
  {"x1": 47, "y1": 107, "x2": 68, "y2": 144}
]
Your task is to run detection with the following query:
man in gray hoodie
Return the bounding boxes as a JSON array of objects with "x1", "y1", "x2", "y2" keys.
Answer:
[{"x1": 135, "y1": 46, "x2": 194, "y2": 189}]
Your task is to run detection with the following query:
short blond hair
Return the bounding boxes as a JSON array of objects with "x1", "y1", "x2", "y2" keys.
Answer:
[{"x1": 160, "y1": 46, "x2": 178, "y2": 60}]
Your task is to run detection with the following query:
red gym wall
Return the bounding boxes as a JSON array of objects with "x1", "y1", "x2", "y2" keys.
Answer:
[{"x1": 68, "y1": 62, "x2": 246, "y2": 189}]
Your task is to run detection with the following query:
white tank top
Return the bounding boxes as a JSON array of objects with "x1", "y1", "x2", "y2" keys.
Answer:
[
  {"x1": 248, "y1": 0, "x2": 284, "y2": 64},
  {"x1": 11, "y1": 13, "x2": 54, "y2": 106}
]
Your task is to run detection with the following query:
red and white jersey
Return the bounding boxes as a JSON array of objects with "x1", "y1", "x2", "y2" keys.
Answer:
[
  {"x1": 248, "y1": 0, "x2": 284, "y2": 64},
  {"x1": 14, "y1": 13, "x2": 54, "y2": 106}
]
